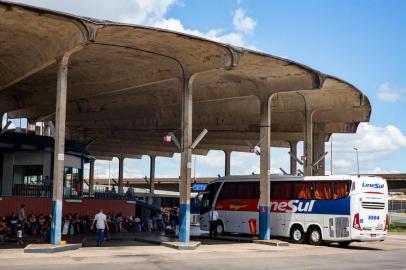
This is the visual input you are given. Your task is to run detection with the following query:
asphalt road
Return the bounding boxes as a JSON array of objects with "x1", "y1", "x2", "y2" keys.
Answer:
[{"x1": 1, "y1": 234, "x2": 405, "y2": 270}]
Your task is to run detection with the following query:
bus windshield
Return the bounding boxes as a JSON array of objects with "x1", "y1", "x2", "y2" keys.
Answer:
[{"x1": 200, "y1": 182, "x2": 221, "y2": 214}]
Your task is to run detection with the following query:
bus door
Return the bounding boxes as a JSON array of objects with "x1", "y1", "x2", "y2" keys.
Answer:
[{"x1": 215, "y1": 182, "x2": 241, "y2": 233}]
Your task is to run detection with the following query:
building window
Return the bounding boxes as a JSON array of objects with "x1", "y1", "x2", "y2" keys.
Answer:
[
  {"x1": 13, "y1": 165, "x2": 43, "y2": 185},
  {"x1": 64, "y1": 167, "x2": 81, "y2": 197}
]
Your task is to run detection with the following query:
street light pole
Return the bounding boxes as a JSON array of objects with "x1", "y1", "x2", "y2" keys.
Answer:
[{"x1": 353, "y1": 147, "x2": 360, "y2": 176}]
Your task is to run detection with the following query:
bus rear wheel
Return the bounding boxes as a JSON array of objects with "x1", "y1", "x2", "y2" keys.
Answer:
[
  {"x1": 308, "y1": 227, "x2": 322, "y2": 246},
  {"x1": 290, "y1": 225, "x2": 305, "y2": 244}
]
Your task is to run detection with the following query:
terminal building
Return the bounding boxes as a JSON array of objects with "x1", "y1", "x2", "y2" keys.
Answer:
[{"x1": 1, "y1": 1, "x2": 404, "y2": 244}]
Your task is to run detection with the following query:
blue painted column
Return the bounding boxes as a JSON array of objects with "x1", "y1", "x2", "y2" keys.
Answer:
[
  {"x1": 50, "y1": 54, "x2": 70, "y2": 245},
  {"x1": 178, "y1": 74, "x2": 195, "y2": 242},
  {"x1": 179, "y1": 204, "x2": 191, "y2": 242},
  {"x1": 258, "y1": 96, "x2": 272, "y2": 240}
]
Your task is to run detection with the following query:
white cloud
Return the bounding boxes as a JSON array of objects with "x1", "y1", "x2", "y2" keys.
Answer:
[
  {"x1": 377, "y1": 82, "x2": 405, "y2": 103},
  {"x1": 333, "y1": 123, "x2": 406, "y2": 158},
  {"x1": 11, "y1": 0, "x2": 256, "y2": 48},
  {"x1": 233, "y1": 8, "x2": 256, "y2": 34},
  {"x1": 367, "y1": 167, "x2": 400, "y2": 174},
  {"x1": 334, "y1": 159, "x2": 352, "y2": 169},
  {"x1": 327, "y1": 123, "x2": 406, "y2": 174}
]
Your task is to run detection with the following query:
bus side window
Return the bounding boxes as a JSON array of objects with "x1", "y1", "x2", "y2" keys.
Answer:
[
  {"x1": 236, "y1": 182, "x2": 258, "y2": 199},
  {"x1": 271, "y1": 181, "x2": 293, "y2": 199},
  {"x1": 293, "y1": 182, "x2": 313, "y2": 200},
  {"x1": 333, "y1": 181, "x2": 350, "y2": 199},
  {"x1": 217, "y1": 182, "x2": 238, "y2": 201},
  {"x1": 314, "y1": 181, "x2": 333, "y2": 200}
]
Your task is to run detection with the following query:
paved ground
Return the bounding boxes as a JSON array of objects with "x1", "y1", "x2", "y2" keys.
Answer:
[{"x1": 0, "y1": 233, "x2": 405, "y2": 270}]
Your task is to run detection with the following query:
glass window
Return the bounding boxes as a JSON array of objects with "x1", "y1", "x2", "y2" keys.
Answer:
[
  {"x1": 271, "y1": 181, "x2": 293, "y2": 199},
  {"x1": 314, "y1": 181, "x2": 333, "y2": 200},
  {"x1": 200, "y1": 182, "x2": 221, "y2": 213},
  {"x1": 236, "y1": 182, "x2": 259, "y2": 199},
  {"x1": 293, "y1": 182, "x2": 313, "y2": 200},
  {"x1": 13, "y1": 165, "x2": 43, "y2": 185},
  {"x1": 334, "y1": 181, "x2": 350, "y2": 199},
  {"x1": 64, "y1": 167, "x2": 81, "y2": 197},
  {"x1": 217, "y1": 182, "x2": 238, "y2": 201}
]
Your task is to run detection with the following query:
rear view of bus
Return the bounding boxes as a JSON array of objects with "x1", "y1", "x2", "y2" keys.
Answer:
[{"x1": 351, "y1": 176, "x2": 388, "y2": 242}]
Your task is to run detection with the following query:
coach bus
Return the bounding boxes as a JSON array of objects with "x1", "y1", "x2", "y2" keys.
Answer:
[{"x1": 200, "y1": 174, "x2": 388, "y2": 247}]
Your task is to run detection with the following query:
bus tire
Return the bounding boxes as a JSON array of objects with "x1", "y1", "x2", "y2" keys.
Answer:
[
  {"x1": 308, "y1": 226, "x2": 322, "y2": 246},
  {"x1": 216, "y1": 221, "x2": 224, "y2": 235},
  {"x1": 290, "y1": 225, "x2": 305, "y2": 244},
  {"x1": 338, "y1": 241, "x2": 351, "y2": 248}
]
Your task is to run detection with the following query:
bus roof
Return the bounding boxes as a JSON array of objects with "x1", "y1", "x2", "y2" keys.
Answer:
[{"x1": 207, "y1": 174, "x2": 386, "y2": 184}]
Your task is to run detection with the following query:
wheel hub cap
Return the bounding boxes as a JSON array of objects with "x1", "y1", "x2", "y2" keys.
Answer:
[
  {"x1": 311, "y1": 231, "x2": 320, "y2": 242},
  {"x1": 293, "y1": 230, "x2": 301, "y2": 241}
]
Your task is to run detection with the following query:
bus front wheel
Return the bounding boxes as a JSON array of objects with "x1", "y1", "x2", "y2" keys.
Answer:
[
  {"x1": 290, "y1": 225, "x2": 305, "y2": 244},
  {"x1": 216, "y1": 221, "x2": 224, "y2": 235},
  {"x1": 308, "y1": 227, "x2": 322, "y2": 246}
]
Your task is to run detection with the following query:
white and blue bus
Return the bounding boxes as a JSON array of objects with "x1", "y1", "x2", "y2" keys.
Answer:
[{"x1": 200, "y1": 175, "x2": 388, "y2": 247}]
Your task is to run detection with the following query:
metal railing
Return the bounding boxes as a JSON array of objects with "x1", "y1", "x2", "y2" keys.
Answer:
[
  {"x1": 12, "y1": 184, "x2": 52, "y2": 198},
  {"x1": 5, "y1": 183, "x2": 141, "y2": 201}
]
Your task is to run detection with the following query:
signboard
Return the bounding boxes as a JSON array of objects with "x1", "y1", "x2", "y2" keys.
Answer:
[{"x1": 192, "y1": 183, "x2": 207, "y2": 191}]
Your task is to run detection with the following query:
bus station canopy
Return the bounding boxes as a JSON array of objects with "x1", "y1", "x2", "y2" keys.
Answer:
[{"x1": 0, "y1": 1, "x2": 371, "y2": 158}]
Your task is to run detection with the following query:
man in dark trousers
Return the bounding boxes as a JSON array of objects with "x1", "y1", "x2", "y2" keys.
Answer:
[{"x1": 208, "y1": 206, "x2": 219, "y2": 237}]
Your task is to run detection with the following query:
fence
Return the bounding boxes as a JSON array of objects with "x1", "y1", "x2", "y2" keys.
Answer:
[{"x1": 7, "y1": 183, "x2": 139, "y2": 201}]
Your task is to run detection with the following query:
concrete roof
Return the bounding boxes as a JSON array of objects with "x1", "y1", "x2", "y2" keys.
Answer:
[{"x1": 0, "y1": 1, "x2": 371, "y2": 157}]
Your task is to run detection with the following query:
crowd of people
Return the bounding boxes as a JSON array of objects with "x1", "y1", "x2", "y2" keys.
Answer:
[{"x1": 0, "y1": 204, "x2": 180, "y2": 245}]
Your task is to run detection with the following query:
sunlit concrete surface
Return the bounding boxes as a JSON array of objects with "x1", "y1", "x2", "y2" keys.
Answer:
[{"x1": 0, "y1": 233, "x2": 405, "y2": 270}]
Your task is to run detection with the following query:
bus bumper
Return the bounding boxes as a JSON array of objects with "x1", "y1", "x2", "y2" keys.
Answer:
[{"x1": 353, "y1": 232, "x2": 387, "y2": 242}]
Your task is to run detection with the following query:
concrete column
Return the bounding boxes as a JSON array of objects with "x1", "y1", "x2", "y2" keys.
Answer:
[
  {"x1": 89, "y1": 160, "x2": 95, "y2": 196},
  {"x1": 50, "y1": 54, "x2": 69, "y2": 245},
  {"x1": 179, "y1": 76, "x2": 194, "y2": 243},
  {"x1": 118, "y1": 156, "x2": 124, "y2": 194},
  {"x1": 0, "y1": 113, "x2": 4, "y2": 129},
  {"x1": 259, "y1": 97, "x2": 271, "y2": 240},
  {"x1": 148, "y1": 155, "x2": 156, "y2": 205},
  {"x1": 304, "y1": 112, "x2": 314, "y2": 176},
  {"x1": 224, "y1": 151, "x2": 231, "y2": 176},
  {"x1": 313, "y1": 132, "x2": 325, "y2": 176},
  {"x1": 289, "y1": 141, "x2": 298, "y2": 175}
]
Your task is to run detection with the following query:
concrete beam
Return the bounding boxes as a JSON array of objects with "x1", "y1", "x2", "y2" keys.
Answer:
[
  {"x1": 150, "y1": 155, "x2": 156, "y2": 196},
  {"x1": 304, "y1": 111, "x2": 313, "y2": 176},
  {"x1": 51, "y1": 54, "x2": 69, "y2": 245},
  {"x1": 289, "y1": 141, "x2": 298, "y2": 175},
  {"x1": 179, "y1": 74, "x2": 193, "y2": 242},
  {"x1": 89, "y1": 159, "x2": 95, "y2": 196},
  {"x1": 259, "y1": 96, "x2": 271, "y2": 240},
  {"x1": 313, "y1": 130, "x2": 326, "y2": 176},
  {"x1": 118, "y1": 156, "x2": 124, "y2": 194},
  {"x1": 225, "y1": 151, "x2": 231, "y2": 176}
]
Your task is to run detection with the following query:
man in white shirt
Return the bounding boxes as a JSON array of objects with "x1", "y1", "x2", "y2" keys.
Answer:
[
  {"x1": 91, "y1": 209, "x2": 109, "y2": 246},
  {"x1": 208, "y1": 206, "x2": 219, "y2": 237}
]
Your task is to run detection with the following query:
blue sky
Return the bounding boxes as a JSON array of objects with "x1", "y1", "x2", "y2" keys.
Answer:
[{"x1": 6, "y1": 0, "x2": 406, "y2": 178}]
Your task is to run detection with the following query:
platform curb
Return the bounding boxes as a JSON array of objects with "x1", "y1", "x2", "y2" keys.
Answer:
[
  {"x1": 161, "y1": 241, "x2": 201, "y2": 250},
  {"x1": 24, "y1": 243, "x2": 82, "y2": 253},
  {"x1": 253, "y1": 240, "x2": 290, "y2": 247}
]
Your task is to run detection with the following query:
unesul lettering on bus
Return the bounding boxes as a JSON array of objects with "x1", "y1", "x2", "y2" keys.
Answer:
[
  {"x1": 362, "y1": 182, "x2": 384, "y2": 189},
  {"x1": 270, "y1": 200, "x2": 315, "y2": 213}
]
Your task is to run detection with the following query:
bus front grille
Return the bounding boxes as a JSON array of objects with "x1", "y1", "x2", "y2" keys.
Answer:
[{"x1": 361, "y1": 202, "x2": 385, "y2": 209}]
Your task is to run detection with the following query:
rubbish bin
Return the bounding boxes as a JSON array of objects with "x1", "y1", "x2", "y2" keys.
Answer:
[{"x1": 248, "y1": 218, "x2": 257, "y2": 234}]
